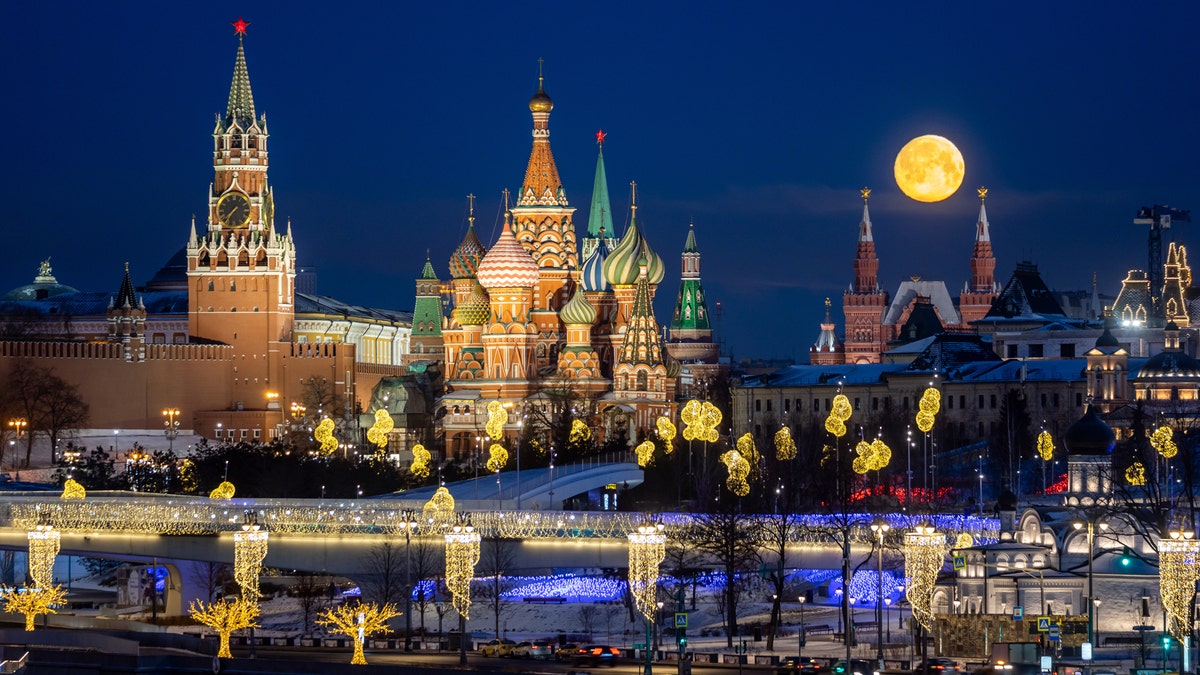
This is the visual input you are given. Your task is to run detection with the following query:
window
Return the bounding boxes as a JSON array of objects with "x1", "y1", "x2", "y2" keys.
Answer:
[
  {"x1": 872, "y1": 397, "x2": 879, "y2": 411},
  {"x1": 1076, "y1": 393, "x2": 1083, "y2": 406},
  {"x1": 959, "y1": 395, "x2": 965, "y2": 409},
  {"x1": 783, "y1": 399, "x2": 790, "y2": 413},
  {"x1": 1041, "y1": 393, "x2": 1047, "y2": 408},
  {"x1": 1053, "y1": 393, "x2": 1060, "y2": 407},
  {"x1": 825, "y1": 398, "x2": 831, "y2": 411},
  {"x1": 813, "y1": 399, "x2": 819, "y2": 412},
  {"x1": 766, "y1": 400, "x2": 772, "y2": 412},
  {"x1": 947, "y1": 395, "x2": 953, "y2": 409},
  {"x1": 854, "y1": 398, "x2": 860, "y2": 410},
  {"x1": 990, "y1": 394, "x2": 997, "y2": 409},
  {"x1": 978, "y1": 395, "x2": 985, "y2": 409},
  {"x1": 903, "y1": 396, "x2": 910, "y2": 410},
  {"x1": 1060, "y1": 343, "x2": 1075, "y2": 358},
  {"x1": 755, "y1": 399, "x2": 761, "y2": 412},
  {"x1": 1029, "y1": 343, "x2": 1044, "y2": 358},
  {"x1": 1007, "y1": 344, "x2": 1018, "y2": 358},
  {"x1": 253, "y1": 429, "x2": 261, "y2": 438}
]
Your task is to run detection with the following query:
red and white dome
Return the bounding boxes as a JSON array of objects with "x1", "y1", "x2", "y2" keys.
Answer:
[{"x1": 475, "y1": 214, "x2": 539, "y2": 290}]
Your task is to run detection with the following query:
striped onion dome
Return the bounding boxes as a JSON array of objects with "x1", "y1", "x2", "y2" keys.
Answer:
[
  {"x1": 558, "y1": 284, "x2": 597, "y2": 326},
  {"x1": 603, "y1": 211, "x2": 664, "y2": 286},
  {"x1": 580, "y1": 237, "x2": 611, "y2": 292},
  {"x1": 452, "y1": 281, "x2": 490, "y2": 326},
  {"x1": 476, "y1": 212, "x2": 540, "y2": 290},
  {"x1": 448, "y1": 224, "x2": 486, "y2": 280}
]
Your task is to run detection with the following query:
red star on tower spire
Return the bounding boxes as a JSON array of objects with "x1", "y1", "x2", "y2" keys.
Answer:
[
  {"x1": 596, "y1": 129, "x2": 606, "y2": 146},
  {"x1": 232, "y1": 17, "x2": 250, "y2": 35}
]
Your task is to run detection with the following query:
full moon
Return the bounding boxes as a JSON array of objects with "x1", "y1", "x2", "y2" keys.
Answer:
[{"x1": 894, "y1": 135, "x2": 965, "y2": 202}]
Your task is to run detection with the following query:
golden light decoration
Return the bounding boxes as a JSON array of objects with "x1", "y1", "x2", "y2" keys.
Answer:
[
  {"x1": 680, "y1": 400, "x2": 721, "y2": 443},
  {"x1": 824, "y1": 394, "x2": 852, "y2": 437},
  {"x1": 26, "y1": 525, "x2": 60, "y2": 589},
  {"x1": 1160, "y1": 532, "x2": 1200, "y2": 640},
  {"x1": 894, "y1": 134, "x2": 965, "y2": 203},
  {"x1": 60, "y1": 479, "x2": 85, "y2": 500},
  {"x1": 209, "y1": 481, "x2": 236, "y2": 501},
  {"x1": 916, "y1": 388, "x2": 941, "y2": 433},
  {"x1": 852, "y1": 438, "x2": 893, "y2": 474},
  {"x1": 1036, "y1": 431, "x2": 1055, "y2": 461},
  {"x1": 189, "y1": 596, "x2": 260, "y2": 658},
  {"x1": 366, "y1": 409, "x2": 394, "y2": 451},
  {"x1": 3, "y1": 585, "x2": 67, "y2": 631},
  {"x1": 656, "y1": 417, "x2": 676, "y2": 454},
  {"x1": 635, "y1": 440, "x2": 656, "y2": 468},
  {"x1": 954, "y1": 532, "x2": 974, "y2": 549},
  {"x1": 317, "y1": 601, "x2": 401, "y2": 665},
  {"x1": 314, "y1": 418, "x2": 338, "y2": 455},
  {"x1": 233, "y1": 519, "x2": 268, "y2": 602},
  {"x1": 774, "y1": 426, "x2": 796, "y2": 461},
  {"x1": 422, "y1": 486, "x2": 455, "y2": 533},
  {"x1": 904, "y1": 525, "x2": 946, "y2": 631},
  {"x1": 627, "y1": 522, "x2": 666, "y2": 620},
  {"x1": 719, "y1": 449, "x2": 751, "y2": 497},
  {"x1": 409, "y1": 443, "x2": 431, "y2": 479},
  {"x1": 1152, "y1": 425, "x2": 1178, "y2": 459},
  {"x1": 1125, "y1": 461, "x2": 1146, "y2": 486},
  {"x1": 485, "y1": 401, "x2": 508, "y2": 440},
  {"x1": 570, "y1": 419, "x2": 592, "y2": 445},
  {"x1": 444, "y1": 522, "x2": 481, "y2": 618},
  {"x1": 486, "y1": 443, "x2": 508, "y2": 472}
]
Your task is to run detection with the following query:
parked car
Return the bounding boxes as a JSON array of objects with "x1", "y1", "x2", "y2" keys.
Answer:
[
  {"x1": 972, "y1": 661, "x2": 1038, "y2": 675},
  {"x1": 778, "y1": 656, "x2": 828, "y2": 674},
  {"x1": 831, "y1": 659, "x2": 875, "y2": 675},
  {"x1": 509, "y1": 641, "x2": 533, "y2": 658},
  {"x1": 555, "y1": 643, "x2": 580, "y2": 661},
  {"x1": 526, "y1": 641, "x2": 556, "y2": 660},
  {"x1": 572, "y1": 644, "x2": 621, "y2": 666},
  {"x1": 914, "y1": 658, "x2": 961, "y2": 674},
  {"x1": 479, "y1": 638, "x2": 516, "y2": 657}
]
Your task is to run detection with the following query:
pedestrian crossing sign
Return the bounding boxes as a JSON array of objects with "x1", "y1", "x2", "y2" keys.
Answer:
[
  {"x1": 953, "y1": 556, "x2": 966, "y2": 570},
  {"x1": 1037, "y1": 617, "x2": 1051, "y2": 632},
  {"x1": 675, "y1": 613, "x2": 688, "y2": 628}
]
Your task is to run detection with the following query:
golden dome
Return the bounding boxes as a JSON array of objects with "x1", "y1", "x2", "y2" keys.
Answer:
[{"x1": 529, "y1": 82, "x2": 553, "y2": 113}]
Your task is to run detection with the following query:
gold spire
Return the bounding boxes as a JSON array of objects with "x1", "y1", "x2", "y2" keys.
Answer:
[
  {"x1": 978, "y1": 186, "x2": 988, "y2": 201},
  {"x1": 630, "y1": 181, "x2": 638, "y2": 213},
  {"x1": 467, "y1": 193, "x2": 475, "y2": 226},
  {"x1": 860, "y1": 187, "x2": 871, "y2": 202}
]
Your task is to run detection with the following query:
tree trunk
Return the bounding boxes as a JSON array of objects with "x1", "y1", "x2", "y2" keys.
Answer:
[
  {"x1": 218, "y1": 631, "x2": 232, "y2": 658},
  {"x1": 352, "y1": 637, "x2": 367, "y2": 665}
]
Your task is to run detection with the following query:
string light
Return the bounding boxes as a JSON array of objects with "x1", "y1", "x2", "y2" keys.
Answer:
[
  {"x1": 571, "y1": 419, "x2": 592, "y2": 445},
  {"x1": 680, "y1": 400, "x2": 721, "y2": 442},
  {"x1": 209, "y1": 481, "x2": 236, "y2": 501},
  {"x1": 904, "y1": 525, "x2": 945, "y2": 631},
  {"x1": 953, "y1": 533, "x2": 973, "y2": 549},
  {"x1": 853, "y1": 438, "x2": 892, "y2": 474},
  {"x1": 1152, "y1": 425, "x2": 1178, "y2": 458},
  {"x1": 189, "y1": 597, "x2": 260, "y2": 658},
  {"x1": 916, "y1": 388, "x2": 940, "y2": 433},
  {"x1": 314, "y1": 418, "x2": 338, "y2": 455},
  {"x1": 317, "y1": 601, "x2": 401, "y2": 665},
  {"x1": 233, "y1": 516, "x2": 268, "y2": 602},
  {"x1": 444, "y1": 521, "x2": 480, "y2": 618},
  {"x1": 1125, "y1": 462, "x2": 1146, "y2": 485},
  {"x1": 26, "y1": 525, "x2": 60, "y2": 589},
  {"x1": 410, "y1": 443, "x2": 431, "y2": 478},
  {"x1": 720, "y1": 449, "x2": 751, "y2": 496},
  {"x1": 774, "y1": 426, "x2": 796, "y2": 461},
  {"x1": 485, "y1": 401, "x2": 508, "y2": 440},
  {"x1": 825, "y1": 394, "x2": 851, "y2": 437},
  {"x1": 627, "y1": 521, "x2": 666, "y2": 620},
  {"x1": 1160, "y1": 530, "x2": 1200, "y2": 640},
  {"x1": 656, "y1": 417, "x2": 676, "y2": 454},
  {"x1": 486, "y1": 443, "x2": 508, "y2": 472},
  {"x1": 422, "y1": 487, "x2": 456, "y2": 533},
  {"x1": 1036, "y1": 431, "x2": 1054, "y2": 461},
  {"x1": 635, "y1": 440, "x2": 656, "y2": 468},
  {"x1": 2, "y1": 585, "x2": 66, "y2": 631},
  {"x1": 60, "y1": 479, "x2": 85, "y2": 500},
  {"x1": 366, "y1": 409, "x2": 394, "y2": 452}
]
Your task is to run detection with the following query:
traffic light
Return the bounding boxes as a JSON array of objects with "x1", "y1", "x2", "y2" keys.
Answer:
[
  {"x1": 1163, "y1": 634, "x2": 1172, "y2": 650},
  {"x1": 677, "y1": 634, "x2": 687, "y2": 650},
  {"x1": 1119, "y1": 547, "x2": 1133, "y2": 569}
]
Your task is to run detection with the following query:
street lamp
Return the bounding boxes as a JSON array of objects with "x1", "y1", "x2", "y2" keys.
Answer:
[
  {"x1": 870, "y1": 517, "x2": 891, "y2": 670},
  {"x1": 797, "y1": 594, "x2": 807, "y2": 661},
  {"x1": 400, "y1": 509, "x2": 419, "y2": 651},
  {"x1": 162, "y1": 408, "x2": 181, "y2": 453},
  {"x1": 1073, "y1": 516, "x2": 1108, "y2": 647},
  {"x1": 8, "y1": 418, "x2": 27, "y2": 470}
]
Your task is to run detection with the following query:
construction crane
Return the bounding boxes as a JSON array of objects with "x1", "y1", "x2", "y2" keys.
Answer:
[{"x1": 1133, "y1": 204, "x2": 1190, "y2": 325}]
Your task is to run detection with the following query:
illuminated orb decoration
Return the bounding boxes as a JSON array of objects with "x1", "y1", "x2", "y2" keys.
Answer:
[
  {"x1": 318, "y1": 601, "x2": 401, "y2": 665},
  {"x1": 825, "y1": 394, "x2": 852, "y2": 437},
  {"x1": 422, "y1": 487, "x2": 455, "y2": 533},
  {"x1": 365, "y1": 409, "x2": 394, "y2": 451},
  {"x1": 852, "y1": 438, "x2": 893, "y2": 474},
  {"x1": 656, "y1": 417, "x2": 676, "y2": 454},
  {"x1": 894, "y1": 135, "x2": 965, "y2": 203},
  {"x1": 904, "y1": 525, "x2": 946, "y2": 631},
  {"x1": 774, "y1": 426, "x2": 796, "y2": 461},
  {"x1": 314, "y1": 418, "x2": 338, "y2": 455},
  {"x1": 1125, "y1": 461, "x2": 1146, "y2": 486},
  {"x1": 485, "y1": 401, "x2": 508, "y2": 440},
  {"x1": 635, "y1": 440, "x2": 656, "y2": 468},
  {"x1": 3, "y1": 584, "x2": 67, "y2": 631},
  {"x1": 209, "y1": 481, "x2": 236, "y2": 501},
  {"x1": 1036, "y1": 431, "x2": 1055, "y2": 461},
  {"x1": 953, "y1": 532, "x2": 974, "y2": 550},
  {"x1": 26, "y1": 525, "x2": 60, "y2": 589},
  {"x1": 916, "y1": 388, "x2": 941, "y2": 433},
  {"x1": 486, "y1": 443, "x2": 508, "y2": 472},
  {"x1": 189, "y1": 597, "x2": 260, "y2": 658},
  {"x1": 409, "y1": 443, "x2": 432, "y2": 479},
  {"x1": 719, "y1": 449, "x2": 751, "y2": 496},
  {"x1": 1152, "y1": 425, "x2": 1178, "y2": 459},
  {"x1": 233, "y1": 522, "x2": 269, "y2": 601},
  {"x1": 571, "y1": 419, "x2": 592, "y2": 445},
  {"x1": 61, "y1": 479, "x2": 86, "y2": 500},
  {"x1": 627, "y1": 522, "x2": 666, "y2": 620},
  {"x1": 1160, "y1": 533, "x2": 1200, "y2": 640},
  {"x1": 444, "y1": 523, "x2": 481, "y2": 618},
  {"x1": 680, "y1": 400, "x2": 721, "y2": 443}
]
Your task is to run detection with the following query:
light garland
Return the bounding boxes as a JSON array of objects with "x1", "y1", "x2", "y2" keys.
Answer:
[
  {"x1": 1125, "y1": 461, "x2": 1146, "y2": 486},
  {"x1": 233, "y1": 521, "x2": 269, "y2": 601},
  {"x1": 2, "y1": 585, "x2": 66, "y2": 631},
  {"x1": 422, "y1": 487, "x2": 456, "y2": 533},
  {"x1": 189, "y1": 596, "x2": 260, "y2": 658},
  {"x1": 314, "y1": 418, "x2": 338, "y2": 455},
  {"x1": 1036, "y1": 431, "x2": 1054, "y2": 461},
  {"x1": 916, "y1": 388, "x2": 940, "y2": 433},
  {"x1": 317, "y1": 600, "x2": 401, "y2": 665},
  {"x1": 571, "y1": 419, "x2": 592, "y2": 445},
  {"x1": 904, "y1": 525, "x2": 946, "y2": 631},
  {"x1": 1152, "y1": 425, "x2": 1178, "y2": 459},
  {"x1": 410, "y1": 443, "x2": 431, "y2": 478},
  {"x1": 61, "y1": 479, "x2": 85, "y2": 500},
  {"x1": 486, "y1": 443, "x2": 508, "y2": 472},
  {"x1": 656, "y1": 417, "x2": 676, "y2": 454},
  {"x1": 1160, "y1": 533, "x2": 1200, "y2": 640},
  {"x1": 209, "y1": 481, "x2": 236, "y2": 501},
  {"x1": 635, "y1": 440, "x2": 656, "y2": 468},
  {"x1": 26, "y1": 525, "x2": 60, "y2": 589},
  {"x1": 852, "y1": 438, "x2": 892, "y2": 474},
  {"x1": 680, "y1": 400, "x2": 721, "y2": 443},
  {"x1": 444, "y1": 522, "x2": 481, "y2": 618},
  {"x1": 485, "y1": 401, "x2": 508, "y2": 440},
  {"x1": 774, "y1": 426, "x2": 796, "y2": 461},
  {"x1": 825, "y1": 394, "x2": 851, "y2": 437},
  {"x1": 953, "y1": 532, "x2": 973, "y2": 549},
  {"x1": 366, "y1": 409, "x2": 394, "y2": 452},
  {"x1": 627, "y1": 522, "x2": 666, "y2": 620},
  {"x1": 719, "y1": 449, "x2": 751, "y2": 496}
]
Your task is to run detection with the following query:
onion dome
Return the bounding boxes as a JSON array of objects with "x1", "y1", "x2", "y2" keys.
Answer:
[
  {"x1": 581, "y1": 234, "x2": 611, "y2": 292},
  {"x1": 1137, "y1": 349, "x2": 1200, "y2": 379},
  {"x1": 529, "y1": 78, "x2": 554, "y2": 113},
  {"x1": 452, "y1": 282, "x2": 490, "y2": 326},
  {"x1": 1063, "y1": 405, "x2": 1116, "y2": 455},
  {"x1": 449, "y1": 224, "x2": 485, "y2": 280},
  {"x1": 559, "y1": 284, "x2": 597, "y2": 326},
  {"x1": 603, "y1": 207, "x2": 665, "y2": 286},
  {"x1": 475, "y1": 212, "x2": 540, "y2": 290}
]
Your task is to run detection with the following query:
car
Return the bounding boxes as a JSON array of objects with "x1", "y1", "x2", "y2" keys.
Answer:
[
  {"x1": 831, "y1": 659, "x2": 875, "y2": 675},
  {"x1": 778, "y1": 656, "x2": 828, "y2": 674},
  {"x1": 572, "y1": 644, "x2": 621, "y2": 666},
  {"x1": 914, "y1": 658, "x2": 961, "y2": 674},
  {"x1": 555, "y1": 643, "x2": 580, "y2": 661},
  {"x1": 479, "y1": 638, "x2": 516, "y2": 657},
  {"x1": 526, "y1": 641, "x2": 556, "y2": 660},
  {"x1": 509, "y1": 641, "x2": 534, "y2": 658}
]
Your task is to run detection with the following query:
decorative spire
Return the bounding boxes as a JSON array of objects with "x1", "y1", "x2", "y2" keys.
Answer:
[
  {"x1": 586, "y1": 132, "x2": 613, "y2": 239},
  {"x1": 683, "y1": 221, "x2": 698, "y2": 253},
  {"x1": 670, "y1": 223, "x2": 711, "y2": 332},
  {"x1": 519, "y1": 62, "x2": 565, "y2": 207},
  {"x1": 420, "y1": 251, "x2": 438, "y2": 280},
  {"x1": 812, "y1": 297, "x2": 842, "y2": 355},
  {"x1": 225, "y1": 18, "x2": 256, "y2": 128},
  {"x1": 851, "y1": 188, "x2": 880, "y2": 293},
  {"x1": 116, "y1": 262, "x2": 137, "y2": 309},
  {"x1": 618, "y1": 254, "x2": 665, "y2": 367},
  {"x1": 449, "y1": 194, "x2": 486, "y2": 280},
  {"x1": 975, "y1": 186, "x2": 991, "y2": 243},
  {"x1": 858, "y1": 187, "x2": 873, "y2": 242}
]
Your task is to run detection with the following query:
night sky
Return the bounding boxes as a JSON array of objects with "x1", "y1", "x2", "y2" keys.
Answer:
[{"x1": 5, "y1": 2, "x2": 1200, "y2": 359}]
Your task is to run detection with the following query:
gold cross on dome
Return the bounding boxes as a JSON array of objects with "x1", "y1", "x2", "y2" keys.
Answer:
[{"x1": 860, "y1": 187, "x2": 871, "y2": 202}]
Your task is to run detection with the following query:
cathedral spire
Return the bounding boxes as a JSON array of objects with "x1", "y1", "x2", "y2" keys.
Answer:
[
  {"x1": 670, "y1": 223, "x2": 711, "y2": 332},
  {"x1": 858, "y1": 187, "x2": 874, "y2": 243},
  {"x1": 617, "y1": 256, "x2": 665, "y2": 367},
  {"x1": 852, "y1": 187, "x2": 879, "y2": 292},
  {"x1": 969, "y1": 187, "x2": 996, "y2": 292},
  {"x1": 225, "y1": 18, "x2": 256, "y2": 128},
  {"x1": 116, "y1": 262, "x2": 137, "y2": 309},
  {"x1": 587, "y1": 130, "x2": 613, "y2": 239},
  {"x1": 810, "y1": 297, "x2": 843, "y2": 364},
  {"x1": 518, "y1": 63, "x2": 566, "y2": 209}
]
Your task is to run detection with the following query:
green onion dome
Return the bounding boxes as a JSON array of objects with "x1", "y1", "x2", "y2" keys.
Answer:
[
  {"x1": 558, "y1": 285, "x2": 597, "y2": 326},
  {"x1": 603, "y1": 215, "x2": 664, "y2": 286}
]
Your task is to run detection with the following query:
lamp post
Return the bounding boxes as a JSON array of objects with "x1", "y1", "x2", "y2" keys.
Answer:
[
  {"x1": 870, "y1": 517, "x2": 890, "y2": 670},
  {"x1": 628, "y1": 520, "x2": 666, "y2": 675},
  {"x1": 400, "y1": 509, "x2": 418, "y2": 651},
  {"x1": 1073, "y1": 515, "x2": 1108, "y2": 649},
  {"x1": 234, "y1": 510, "x2": 268, "y2": 659},
  {"x1": 1092, "y1": 598, "x2": 1102, "y2": 647},
  {"x1": 798, "y1": 594, "x2": 806, "y2": 661},
  {"x1": 8, "y1": 418, "x2": 27, "y2": 471},
  {"x1": 162, "y1": 408, "x2": 181, "y2": 453}
]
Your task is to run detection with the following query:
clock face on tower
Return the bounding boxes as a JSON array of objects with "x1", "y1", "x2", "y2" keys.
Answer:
[{"x1": 217, "y1": 192, "x2": 252, "y2": 228}]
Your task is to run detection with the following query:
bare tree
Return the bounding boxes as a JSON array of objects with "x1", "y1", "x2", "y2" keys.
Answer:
[
  {"x1": 476, "y1": 537, "x2": 518, "y2": 639},
  {"x1": 360, "y1": 541, "x2": 406, "y2": 606},
  {"x1": 578, "y1": 604, "x2": 598, "y2": 637},
  {"x1": 757, "y1": 512, "x2": 797, "y2": 651},
  {"x1": 411, "y1": 537, "x2": 443, "y2": 640},
  {"x1": 689, "y1": 509, "x2": 760, "y2": 648},
  {"x1": 293, "y1": 570, "x2": 329, "y2": 637},
  {"x1": 2, "y1": 361, "x2": 89, "y2": 466},
  {"x1": 191, "y1": 561, "x2": 233, "y2": 603}
]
